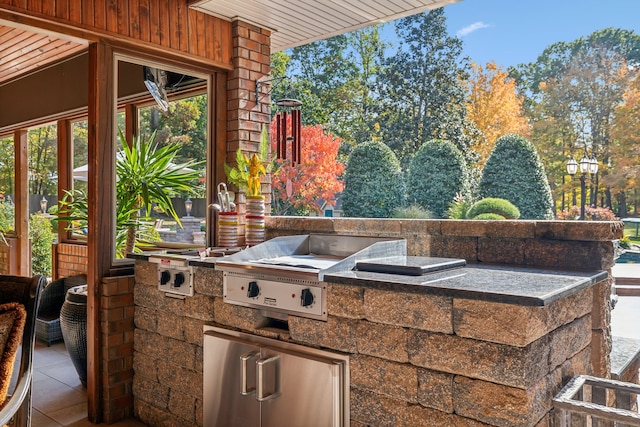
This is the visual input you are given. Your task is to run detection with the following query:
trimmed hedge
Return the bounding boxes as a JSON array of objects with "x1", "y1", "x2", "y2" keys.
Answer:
[
  {"x1": 466, "y1": 197, "x2": 520, "y2": 220},
  {"x1": 479, "y1": 134, "x2": 554, "y2": 219},
  {"x1": 406, "y1": 139, "x2": 466, "y2": 218},
  {"x1": 342, "y1": 141, "x2": 405, "y2": 218}
]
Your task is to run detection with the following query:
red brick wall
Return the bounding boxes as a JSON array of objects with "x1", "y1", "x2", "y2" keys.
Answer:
[
  {"x1": 228, "y1": 20, "x2": 272, "y2": 210},
  {"x1": 101, "y1": 275, "x2": 135, "y2": 423},
  {"x1": 53, "y1": 242, "x2": 88, "y2": 279}
]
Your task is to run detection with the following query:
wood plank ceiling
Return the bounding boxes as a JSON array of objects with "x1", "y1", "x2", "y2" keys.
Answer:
[
  {"x1": 189, "y1": 0, "x2": 460, "y2": 52},
  {"x1": 0, "y1": 21, "x2": 87, "y2": 86}
]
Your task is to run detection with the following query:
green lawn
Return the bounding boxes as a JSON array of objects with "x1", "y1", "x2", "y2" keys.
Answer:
[{"x1": 624, "y1": 221, "x2": 640, "y2": 244}]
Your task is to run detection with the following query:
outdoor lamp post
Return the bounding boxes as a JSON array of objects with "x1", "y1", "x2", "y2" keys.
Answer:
[
  {"x1": 184, "y1": 198, "x2": 193, "y2": 217},
  {"x1": 567, "y1": 154, "x2": 598, "y2": 220},
  {"x1": 40, "y1": 196, "x2": 48, "y2": 214}
]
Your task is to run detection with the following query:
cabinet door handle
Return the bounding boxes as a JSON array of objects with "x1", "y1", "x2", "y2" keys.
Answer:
[
  {"x1": 257, "y1": 355, "x2": 280, "y2": 401},
  {"x1": 240, "y1": 351, "x2": 259, "y2": 395}
]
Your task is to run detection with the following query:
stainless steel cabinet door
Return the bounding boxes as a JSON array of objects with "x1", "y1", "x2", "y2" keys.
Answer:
[
  {"x1": 260, "y1": 347, "x2": 345, "y2": 427},
  {"x1": 204, "y1": 332, "x2": 261, "y2": 427}
]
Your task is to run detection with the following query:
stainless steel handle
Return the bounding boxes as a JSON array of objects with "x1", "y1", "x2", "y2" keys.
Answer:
[
  {"x1": 240, "y1": 351, "x2": 259, "y2": 395},
  {"x1": 257, "y1": 355, "x2": 280, "y2": 401}
]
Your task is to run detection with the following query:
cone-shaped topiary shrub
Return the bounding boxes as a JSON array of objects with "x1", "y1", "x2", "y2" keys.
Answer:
[
  {"x1": 478, "y1": 134, "x2": 554, "y2": 219},
  {"x1": 342, "y1": 141, "x2": 405, "y2": 218},
  {"x1": 406, "y1": 139, "x2": 466, "y2": 218},
  {"x1": 466, "y1": 197, "x2": 520, "y2": 220}
]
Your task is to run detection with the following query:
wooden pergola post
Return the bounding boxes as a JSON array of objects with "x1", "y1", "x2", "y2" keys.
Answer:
[
  {"x1": 13, "y1": 129, "x2": 29, "y2": 276},
  {"x1": 87, "y1": 41, "x2": 115, "y2": 423}
]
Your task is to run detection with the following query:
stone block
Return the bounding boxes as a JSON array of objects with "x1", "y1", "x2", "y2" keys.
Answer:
[
  {"x1": 408, "y1": 331, "x2": 549, "y2": 389},
  {"x1": 132, "y1": 378, "x2": 169, "y2": 409},
  {"x1": 156, "y1": 311, "x2": 185, "y2": 341},
  {"x1": 184, "y1": 294, "x2": 216, "y2": 321},
  {"x1": 134, "y1": 285, "x2": 163, "y2": 310},
  {"x1": 591, "y1": 277, "x2": 612, "y2": 330},
  {"x1": 213, "y1": 298, "x2": 264, "y2": 332},
  {"x1": 560, "y1": 346, "x2": 592, "y2": 382},
  {"x1": 134, "y1": 329, "x2": 167, "y2": 358},
  {"x1": 428, "y1": 235, "x2": 478, "y2": 262},
  {"x1": 548, "y1": 315, "x2": 591, "y2": 370},
  {"x1": 524, "y1": 240, "x2": 615, "y2": 270},
  {"x1": 135, "y1": 262, "x2": 157, "y2": 287},
  {"x1": 356, "y1": 321, "x2": 408, "y2": 362},
  {"x1": 591, "y1": 329, "x2": 612, "y2": 378},
  {"x1": 133, "y1": 350, "x2": 158, "y2": 381},
  {"x1": 183, "y1": 316, "x2": 205, "y2": 345},
  {"x1": 350, "y1": 354, "x2": 418, "y2": 403},
  {"x1": 193, "y1": 267, "x2": 222, "y2": 297},
  {"x1": 134, "y1": 306, "x2": 157, "y2": 332},
  {"x1": 477, "y1": 237, "x2": 525, "y2": 265},
  {"x1": 134, "y1": 400, "x2": 183, "y2": 427},
  {"x1": 157, "y1": 360, "x2": 203, "y2": 398},
  {"x1": 327, "y1": 283, "x2": 365, "y2": 319},
  {"x1": 535, "y1": 221, "x2": 623, "y2": 242},
  {"x1": 364, "y1": 289, "x2": 452, "y2": 333},
  {"x1": 454, "y1": 300, "x2": 547, "y2": 347},
  {"x1": 442, "y1": 220, "x2": 535, "y2": 239},
  {"x1": 417, "y1": 368, "x2": 454, "y2": 413},
  {"x1": 453, "y1": 375, "x2": 550, "y2": 427},
  {"x1": 168, "y1": 389, "x2": 196, "y2": 423},
  {"x1": 195, "y1": 398, "x2": 203, "y2": 427},
  {"x1": 165, "y1": 338, "x2": 198, "y2": 371},
  {"x1": 288, "y1": 316, "x2": 358, "y2": 353}
]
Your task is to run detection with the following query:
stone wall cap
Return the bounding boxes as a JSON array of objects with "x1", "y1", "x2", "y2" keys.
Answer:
[{"x1": 325, "y1": 264, "x2": 608, "y2": 307}]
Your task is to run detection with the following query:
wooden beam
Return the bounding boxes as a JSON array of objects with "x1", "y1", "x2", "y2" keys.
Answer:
[
  {"x1": 13, "y1": 129, "x2": 29, "y2": 276},
  {"x1": 56, "y1": 119, "x2": 71, "y2": 240},
  {"x1": 87, "y1": 41, "x2": 114, "y2": 423}
]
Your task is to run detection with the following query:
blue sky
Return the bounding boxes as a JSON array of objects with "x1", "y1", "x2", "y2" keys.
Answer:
[{"x1": 396, "y1": 0, "x2": 640, "y2": 68}]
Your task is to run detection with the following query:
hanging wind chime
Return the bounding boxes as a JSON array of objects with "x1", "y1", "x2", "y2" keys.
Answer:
[
  {"x1": 275, "y1": 98, "x2": 303, "y2": 165},
  {"x1": 255, "y1": 76, "x2": 303, "y2": 166}
]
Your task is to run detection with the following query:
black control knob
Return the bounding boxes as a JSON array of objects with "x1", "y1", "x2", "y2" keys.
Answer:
[
  {"x1": 247, "y1": 281, "x2": 260, "y2": 298},
  {"x1": 173, "y1": 272, "x2": 185, "y2": 288},
  {"x1": 160, "y1": 270, "x2": 171, "y2": 286},
  {"x1": 300, "y1": 288, "x2": 314, "y2": 307}
]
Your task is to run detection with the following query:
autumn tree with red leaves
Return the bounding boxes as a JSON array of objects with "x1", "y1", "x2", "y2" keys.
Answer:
[{"x1": 270, "y1": 117, "x2": 345, "y2": 215}]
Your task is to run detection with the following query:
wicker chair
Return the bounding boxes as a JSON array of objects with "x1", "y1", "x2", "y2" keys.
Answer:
[
  {"x1": 35, "y1": 275, "x2": 87, "y2": 346},
  {"x1": 0, "y1": 274, "x2": 45, "y2": 427}
]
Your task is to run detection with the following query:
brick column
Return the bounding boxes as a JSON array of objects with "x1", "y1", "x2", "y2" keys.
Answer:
[{"x1": 228, "y1": 20, "x2": 272, "y2": 227}]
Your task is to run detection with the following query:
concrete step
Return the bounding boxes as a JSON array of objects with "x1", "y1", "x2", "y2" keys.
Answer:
[{"x1": 617, "y1": 285, "x2": 640, "y2": 296}]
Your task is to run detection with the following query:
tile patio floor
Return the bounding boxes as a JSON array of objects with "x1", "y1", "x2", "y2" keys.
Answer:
[{"x1": 32, "y1": 341, "x2": 145, "y2": 427}]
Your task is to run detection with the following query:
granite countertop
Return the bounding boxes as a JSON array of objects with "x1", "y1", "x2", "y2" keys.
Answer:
[
  {"x1": 130, "y1": 252, "x2": 608, "y2": 307},
  {"x1": 324, "y1": 260, "x2": 608, "y2": 307}
]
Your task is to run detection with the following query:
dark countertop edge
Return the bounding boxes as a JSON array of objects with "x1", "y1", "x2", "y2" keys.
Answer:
[{"x1": 323, "y1": 269, "x2": 609, "y2": 307}]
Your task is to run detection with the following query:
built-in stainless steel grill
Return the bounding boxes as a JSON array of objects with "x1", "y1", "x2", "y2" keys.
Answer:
[{"x1": 215, "y1": 234, "x2": 406, "y2": 320}]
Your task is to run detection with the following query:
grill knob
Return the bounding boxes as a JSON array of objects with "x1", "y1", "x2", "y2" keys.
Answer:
[
  {"x1": 300, "y1": 288, "x2": 314, "y2": 307},
  {"x1": 160, "y1": 270, "x2": 171, "y2": 285},
  {"x1": 247, "y1": 281, "x2": 260, "y2": 298},
  {"x1": 173, "y1": 272, "x2": 185, "y2": 288}
]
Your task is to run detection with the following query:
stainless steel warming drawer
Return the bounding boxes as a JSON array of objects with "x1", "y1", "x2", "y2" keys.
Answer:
[{"x1": 203, "y1": 325, "x2": 350, "y2": 427}]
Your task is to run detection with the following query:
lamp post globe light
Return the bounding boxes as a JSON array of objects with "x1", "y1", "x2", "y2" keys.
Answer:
[
  {"x1": 566, "y1": 153, "x2": 598, "y2": 221},
  {"x1": 40, "y1": 196, "x2": 48, "y2": 214},
  {"x1": 184, "y1": 198, "x2": 193, "y2": 217}
]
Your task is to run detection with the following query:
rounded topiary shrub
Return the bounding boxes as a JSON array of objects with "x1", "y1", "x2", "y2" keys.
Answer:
[
  {"x1": 473, "y1": 213, "x2": 507, "y2": 220},
  {"x1": 478, "y1": 134, "x2": 554, "y2": 220},
  {"x1": 342, "y1": 141, "x2": 405, "y2": 218},
  {"x1": 466, "y1": 197, "x2": 520, "y2": 220},
  {"x1": 406, "y1": 139, "x2": 466, "y2": 218}
]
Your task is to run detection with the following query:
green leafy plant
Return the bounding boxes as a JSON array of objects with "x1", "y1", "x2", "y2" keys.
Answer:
[
  {"x1": 466, "y1": 197, "x2": 520, "y2": 220},
  {"x1": 56, "y1": 130, "x2": 204, "y2": 257},
  {"x1": 29, "y1": 213, "x2": 55, "y2": 276},
  {"x1": 445, "y1": 193, "x2": 473, "y2": 219},
  {"x1": 392, "y1": 204, "x2": 434, "y2": 219}
]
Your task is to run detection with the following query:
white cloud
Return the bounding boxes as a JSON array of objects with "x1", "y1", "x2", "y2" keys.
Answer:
[{"x1": 456, "y1": 21, "x2": 492, "y2": 37}]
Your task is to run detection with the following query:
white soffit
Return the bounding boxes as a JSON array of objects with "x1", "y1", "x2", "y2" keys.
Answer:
[{"x1": 189, "y1": 0, "x2": 461, "y2": 52}]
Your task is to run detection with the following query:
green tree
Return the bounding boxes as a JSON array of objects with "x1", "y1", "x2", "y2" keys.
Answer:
[
  {"x1": 28, "y1": 124, "x2": 58, "y2": 197},
  {"x1": 406, "y1": 139, "x2": 466, "y2": 218},
  {"x1": 29, "y1": 213, "x2": 54, "y2": 276},
  {"x1": 479, "y1": 134, "x2": 554, "y2": 219},
  {"x1": 512, "y1": 28, "x2": 640, "y2": 212},
  {"x1": 377, "y1": 8, "x2": 479, "y2": 166},
  {"x1": 342, "y1": 141, "x2": 404, "y2": 218},
  {"x1": 0, "y1": 137, "x2": 14, "y2": 198}
]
